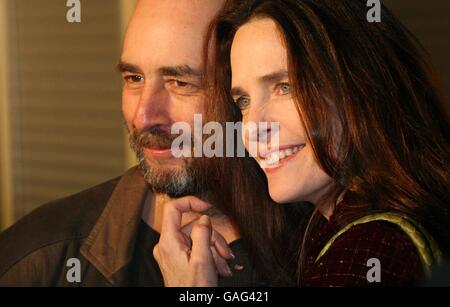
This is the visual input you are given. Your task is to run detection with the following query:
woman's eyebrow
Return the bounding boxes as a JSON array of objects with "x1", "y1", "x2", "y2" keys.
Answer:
[
  {"x1": 259, "y1": 70, "x2": 289, "y2": 84},
  {"x1": 230, "y1": 86, "x2": 246, "y2": 97},
  {"x1": 230, "y1": 70, "x2": 289, "y2": 96}
]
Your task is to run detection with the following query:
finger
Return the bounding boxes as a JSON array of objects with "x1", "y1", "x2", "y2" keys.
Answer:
[
  {"x1": 183, "y1": 219, "x2": 234, "y2": 261},
  {"x1": 182, "y1": 231, "x2": 192, "y2": 249},
  {"x1": 189, "y1": 215, "x2": 214, "y2": 265},
  {"x1": 161, "y1": 196, "x2": 211, "y2": 238},
  {"x1": 211, "y1": 246, "x2": 232, "y2": 278},
  {"x1": 211, "y1": 230, "x2": 235, "y2": 260},
  {"x1": 181, "y1": 218, "x2": 196, "y2": 236},
  {"x1": 153, "y1": 244, "x2": 160, "y2": 263}
]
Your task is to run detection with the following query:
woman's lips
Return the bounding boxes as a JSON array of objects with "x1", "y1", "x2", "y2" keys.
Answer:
[{"x1": 258, "y1": 144, "x2": 305, "y2": 173}]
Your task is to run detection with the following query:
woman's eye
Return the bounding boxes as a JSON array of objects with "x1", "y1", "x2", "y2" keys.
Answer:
[
  {"x1": 277, "y1": 83, "x2": 291, "y2": 95},
  {"x1": 235, "y1": 96, "x2": 251, "y2": 110}
]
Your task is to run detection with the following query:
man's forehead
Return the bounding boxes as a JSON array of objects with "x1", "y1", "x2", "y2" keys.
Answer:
[
  {"x1": 131, "y1": 0, "x2": 224, "y2": 30},
  {"x1": 121, "y1": 29, "x2": 204, "y2": 74},
  {"x1": 122, "y1": 0, "x2": 225, "y2": 72}
]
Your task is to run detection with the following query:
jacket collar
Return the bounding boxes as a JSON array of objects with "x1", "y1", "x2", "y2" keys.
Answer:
[{"x1": 81, "y1": 166, "x2": 149, "y2": 284}]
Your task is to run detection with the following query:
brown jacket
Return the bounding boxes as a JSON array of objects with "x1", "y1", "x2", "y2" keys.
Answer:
[{"x1": 0, "y1": 167, "x2": 266, "y2": 287}]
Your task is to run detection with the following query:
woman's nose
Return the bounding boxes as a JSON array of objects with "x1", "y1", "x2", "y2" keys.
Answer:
[
  {"x1": 244, "y1": 102, "x2": 272, "y2": 142},
  {"x1": 246, "y1": 122, "x2": 271, "y2": 143}
]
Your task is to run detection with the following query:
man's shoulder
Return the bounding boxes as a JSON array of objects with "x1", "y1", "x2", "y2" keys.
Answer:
[{"x1": 0, "y1": 175, "x2": 122, "y2": 275}]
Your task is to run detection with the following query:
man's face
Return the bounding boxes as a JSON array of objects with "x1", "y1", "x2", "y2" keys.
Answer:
[{"x1": 120, "y1": 0, "x2": 224, "y2": 196}]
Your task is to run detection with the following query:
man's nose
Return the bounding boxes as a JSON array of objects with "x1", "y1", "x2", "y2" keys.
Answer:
[{"x1": 133, "y1": 82, "x2": 171, "y2": 133}]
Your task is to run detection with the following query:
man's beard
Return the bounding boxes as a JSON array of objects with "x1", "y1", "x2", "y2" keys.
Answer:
[{"x1": 127, "y1": 125, "x2": 198, "y2": 198}]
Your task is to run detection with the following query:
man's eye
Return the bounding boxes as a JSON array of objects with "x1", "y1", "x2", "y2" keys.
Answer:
[
  {"x1": 173, "y1": 80, "x2": 189, "y2": 87},
  {"x1": 168, "y1": 80, "x2": 192, "y2": 88},
  {"x1": 166, "y1": 79, "x2": 199, "y2": 95},
  {"x1": 235, "y1": 96, "x2": 251, "y2": 110},
  {"x1": 123, "y1": 75, "x2": 144, "y2": 84},
  {"x1": 277, "y1": 83, "x2": 291, "y2": 95}
]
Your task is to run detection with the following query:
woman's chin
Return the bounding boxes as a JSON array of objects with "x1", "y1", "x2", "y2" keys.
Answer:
[{"x1": 268, "y1": 185, "x2": 302, "y2": 204}]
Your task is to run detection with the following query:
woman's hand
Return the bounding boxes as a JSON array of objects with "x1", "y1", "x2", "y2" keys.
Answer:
[{"x1": 153, "y1": 196, "x2": 235, "y2": 287}]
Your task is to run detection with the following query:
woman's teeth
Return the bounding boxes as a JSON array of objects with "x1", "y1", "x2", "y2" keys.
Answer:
[{"x1": 259, "y1": 145, "x2": 305, "y2": 169}]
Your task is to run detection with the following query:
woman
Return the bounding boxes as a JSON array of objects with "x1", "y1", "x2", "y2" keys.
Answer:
[{"x1": 155, "y1": 0, "x2": 450, "y2": 286}]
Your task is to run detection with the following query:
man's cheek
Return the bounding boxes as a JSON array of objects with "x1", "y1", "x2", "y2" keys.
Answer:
[
  {"x1": 122, "y1": 97, "x2": 138, "y2": 128},
  {"x1": 178, "y1": 95, "x2": 204, "y2": 117}
]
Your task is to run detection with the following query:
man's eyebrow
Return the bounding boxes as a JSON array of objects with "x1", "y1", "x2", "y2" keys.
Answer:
[
  {"x1": 117, "y1": 62, "x2": 202, "y2": 80},
  {"x1": 259, "y1": 70, "x2": 289, "y2": 83},
  {"x1": 117, "y1": 61, "x2": 142, "y2": 74},
  {"x1": 158, "y1": 65, "x2": 202, "y2": 78}
]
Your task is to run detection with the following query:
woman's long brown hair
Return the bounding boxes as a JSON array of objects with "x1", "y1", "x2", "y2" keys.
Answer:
[{"x1": 201, "y1": 0, "x2": 450, "y2": 285}]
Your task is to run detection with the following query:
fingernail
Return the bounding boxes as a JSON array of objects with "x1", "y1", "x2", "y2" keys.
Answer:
[
  {"x1": 230, "y1": 251, "x2": 236, "y2": 260},
  {"x1": 199, "y1": 215, "x2": 211, "y2": 225},
  {"x1": 234, "y1": 264, "x2": 244, "y2": 271},
  {"x1": 226, "y1": 266, "x2": 233, "y2": 277}
]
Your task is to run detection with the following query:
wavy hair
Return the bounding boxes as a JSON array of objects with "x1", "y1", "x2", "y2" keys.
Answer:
[{"x1": 202, "y1": 0, "x2": 450, "y2": 285}]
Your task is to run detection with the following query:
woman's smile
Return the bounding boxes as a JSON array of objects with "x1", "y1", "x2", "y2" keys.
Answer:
[{"x1": 258, "y1": 144, "x2": 305, "y2": 171}]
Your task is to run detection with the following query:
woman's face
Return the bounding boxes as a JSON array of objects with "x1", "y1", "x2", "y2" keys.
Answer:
[{"x1": 230, "y1": 18, "x2": 333, "y2": 204}]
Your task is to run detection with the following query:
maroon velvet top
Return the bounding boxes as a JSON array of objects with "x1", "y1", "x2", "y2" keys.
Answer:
[{"x1": 303, "y1": 213, "x2": 424, "y2": 287}]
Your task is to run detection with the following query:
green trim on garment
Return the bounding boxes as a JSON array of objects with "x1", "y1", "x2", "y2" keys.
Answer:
[{"x1": 314, "y1": 212, "x2": 443, "y2": 274}]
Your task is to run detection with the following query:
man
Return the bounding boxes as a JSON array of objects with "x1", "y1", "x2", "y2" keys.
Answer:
[{"x1": 0, "y1": 0, "x2": 265, "y2": 287}]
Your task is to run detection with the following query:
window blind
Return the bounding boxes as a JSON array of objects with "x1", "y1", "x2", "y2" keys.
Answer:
[{"x1": 7, "y1": 0, "x2": 127, "y2": 220}]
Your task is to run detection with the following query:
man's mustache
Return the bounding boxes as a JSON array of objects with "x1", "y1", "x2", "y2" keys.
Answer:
[{"x1": 132, "y1": 129, "x2": 179, "y2": 149}]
